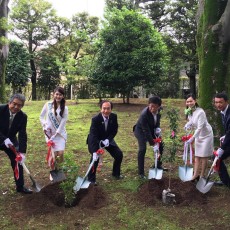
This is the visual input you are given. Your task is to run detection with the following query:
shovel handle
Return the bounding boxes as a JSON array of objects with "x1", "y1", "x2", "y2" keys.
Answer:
[{"x1": 207, "y1": 156, "x2": 219, "y2": 178}]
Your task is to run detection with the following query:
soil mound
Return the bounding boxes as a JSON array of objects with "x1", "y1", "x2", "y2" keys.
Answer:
[
  {"x1": 138, "y1": 177, "x2": 208, "y2": 206},
  {"x1": 22, "y1": 183, "x2": 107, "y2": 216}
]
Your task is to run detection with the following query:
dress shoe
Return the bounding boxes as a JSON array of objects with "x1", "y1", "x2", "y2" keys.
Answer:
[
  {"x1": 112, "y1": 175, "x2": 124, "y2": 180},
  {"x1": 139, "y1": 174, "x2": 147, "y2": 179},
  {"x1": 157, "y1": 166, "x2": 168, "y2": 171},
  {"x1": 214, "y1": 181, "x2": 224, "y2": 186},
  {"x1": 191, "y1": 176, "x2": 200, "y2": 183},
  {"x1": 16, "y1": 186, "x2": 33, "y2": 194}
]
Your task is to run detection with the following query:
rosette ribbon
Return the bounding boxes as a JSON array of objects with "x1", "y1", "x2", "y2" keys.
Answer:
[
  {"x1": 181, "y1": 134, "x2": 193, "y2": 165},
  {"x1": 14, "y1": 154, "x2": 23, "y2": 180},
  {"x1": 96, "y1": 148, "x2": 105, "y2": 172},
  {"x1": 213, "y1": 150, "x2": 221, "y2": 172},
  {"x1": 46, "y1": 140, "x2": 55, "y2": 169}
]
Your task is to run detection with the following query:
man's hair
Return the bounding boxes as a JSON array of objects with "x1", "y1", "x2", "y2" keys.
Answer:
[
  {"x1": 148, "y1": 96, "x2": 162, "y2": 106},
  {"x1": 9, "y1": 94, "x2": 26, "y2": 106},
  {"x1": 100, "y1": 100, "x2": 113, "y2": 110},
  {"x1": 214, "y1": 92, "x2": 228, "y2": 101}
]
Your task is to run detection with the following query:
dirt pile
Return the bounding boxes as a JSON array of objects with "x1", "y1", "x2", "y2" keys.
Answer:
[
  {"x1": 21, "y1": 183, "x2": 107, "y2": 216},
  {"x1": 138, "y1": 177, "x2": 207, "y2": 206}
]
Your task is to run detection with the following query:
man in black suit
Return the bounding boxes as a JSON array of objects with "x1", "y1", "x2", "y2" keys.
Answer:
[
  {"x1": 133, "y1": 96, "x2": 165, "y2": 179},
  {"x1": 87, "y1": 100, "x2": 123, "y2": 183},
  {"x1": 0, "y1": 94, "x2": 32, "y2": 194},
  {"x1": 214, "y1": 92, "x2": 230, "y2": 187}
]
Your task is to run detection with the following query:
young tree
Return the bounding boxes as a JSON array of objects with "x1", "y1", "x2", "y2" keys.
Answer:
[
  {"x1": 0, "y1": 0, "x2": 9, "y2": 102},
  {"x1": 10, "y1": 0, "x2": 56, "y2": 100},
  {"x1": 90, "y1": 7, "x2": 168, "y2": 103},
  {"x1": 6, "y1": 40, "x2": 30, "y2": 93}
]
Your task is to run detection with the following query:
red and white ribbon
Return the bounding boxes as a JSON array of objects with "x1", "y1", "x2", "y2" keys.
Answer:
[{"x1": 46, "y1": 140, "x2": 55, "y2": 169}]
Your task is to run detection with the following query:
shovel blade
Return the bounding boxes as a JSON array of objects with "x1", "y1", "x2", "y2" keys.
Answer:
[
  {"x1": 50, "y1": 169, "x2": 66, "y2": 183},
  {"x1": 178, "y1": 166, "x2": 193, "y2": 182},
  {"x1": 73, "y1": 177, "x2": 91, "y2": 193},
  {"x1": 196, "y1": 177, "x2": 214, "y2": 194},
  {"x1": 148, "y1": 168, "x2": 163, "y2": 180},
  {"x1": 29, "y1": 175, "x2": 42, "y2": 192}
]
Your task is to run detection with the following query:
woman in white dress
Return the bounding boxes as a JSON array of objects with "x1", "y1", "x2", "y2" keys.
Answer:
[
  {"x1": 40, "y1": 87, "x2": 68, "y2": 172},
  {"x1": 184, "y1": 94, "x2": 213, "y2": 181}
]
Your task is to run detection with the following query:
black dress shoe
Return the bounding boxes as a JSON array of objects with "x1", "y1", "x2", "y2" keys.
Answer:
[
  {"x1": 139, "y1": 174, "x2": 147, "y2": 179},
  {"x1": 112, "y1": 175, "x2": 124, "y2": 180},
  {"x1": 214, "y1": 181, "x2": 224, "y2": 186},
  {"x1": 157, "y1": 166, "x2": 168, "y2": 171},
  {"x1": 16, "y1": 186, "x2": 33, "y2": 194}
]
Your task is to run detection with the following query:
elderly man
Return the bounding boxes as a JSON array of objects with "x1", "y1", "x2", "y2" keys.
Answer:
[
  {"x1": 0, "y1": 94, "x2": 32, "y2": 194},
  {"x1": 87, "y1": 100, "x2": 123, "y2": 184}
]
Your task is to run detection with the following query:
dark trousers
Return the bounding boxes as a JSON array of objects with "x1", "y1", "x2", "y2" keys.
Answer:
[
  {"x1": 219, "y1": 149, "x2": 230, "y2": 187},
  {"x1": 134, "y1": 129, "x2": 163, "y2": 175},
  {"x1": 88, "y1": 144, "x2": 123, "y2": 183},
  {"x1": 0, "y1": 145, "x2": 24, "y2": 189}
]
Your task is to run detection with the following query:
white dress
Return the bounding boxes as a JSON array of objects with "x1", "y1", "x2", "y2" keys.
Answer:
[
  {"x1": 187, "y1": 107, "x2": 213, "y2": 157},
  {"x1": 40, "y1": 102, "x2": 68, "y2": 151}
]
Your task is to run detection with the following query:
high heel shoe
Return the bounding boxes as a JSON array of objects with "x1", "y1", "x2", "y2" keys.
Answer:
[{"x1": 191, "y1": 175, "x2": 200, "y2": 182}]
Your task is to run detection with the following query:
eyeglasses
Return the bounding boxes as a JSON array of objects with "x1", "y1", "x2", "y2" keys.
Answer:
[{"x1": 11, "y1": 101, "x2": 23, "y2": 108}]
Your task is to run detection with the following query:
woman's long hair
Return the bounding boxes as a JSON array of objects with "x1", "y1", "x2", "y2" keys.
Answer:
[{"x1": 53, "y1": 86, "x2": 65, "y2": 117}]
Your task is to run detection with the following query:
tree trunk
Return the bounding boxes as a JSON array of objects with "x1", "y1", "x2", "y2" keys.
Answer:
[
  {"x1": 186, "y1": 64, "x2": 197, "y2": 97},
  {"x1": 197, "y1": 0, "x2": 230, "y2": 135},
  {"x1": 0, "y1": 0, "x2": 9, "y2": 103}
]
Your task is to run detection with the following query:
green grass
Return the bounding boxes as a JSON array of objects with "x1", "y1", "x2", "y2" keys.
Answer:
[{"x1": 0, "y1": 98, "x2": 229, "y2": 229}]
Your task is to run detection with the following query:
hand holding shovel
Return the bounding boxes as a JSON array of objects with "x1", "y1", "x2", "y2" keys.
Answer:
[
  {"x1": 44, "y1": 131, "x2": 66, "y2": 183},
  {"x1": 148, "y1": 144, "x2": 163, "y2": 180},
  {"x1": 9, "y1": 145, "x2": 42, "y2": 192}
]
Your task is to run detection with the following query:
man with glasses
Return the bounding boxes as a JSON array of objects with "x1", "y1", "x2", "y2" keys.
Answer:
[
  {"x1": 87, "y1": 100, "x2": 123, "y2": 184},
  {"x1": 0, "y1": 94, "x2": 32, "y2": 194},
  {"x1": 133, "y1": 96, "x2": 166, "y2": 179}
]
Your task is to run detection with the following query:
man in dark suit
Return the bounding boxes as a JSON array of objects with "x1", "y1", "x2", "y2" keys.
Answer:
[
  {"x1": 87, "y1": 100, "x2": 123, "y2": 183},
  {"x1": 133, "y1": 96, "x2": 165, "y2": 179},
  {"x1": 214, "y1": 92, "x2": 230, "y2": 187},
  {"x1": 0, "y1": 94, "x2": 32, "y2": 194}
]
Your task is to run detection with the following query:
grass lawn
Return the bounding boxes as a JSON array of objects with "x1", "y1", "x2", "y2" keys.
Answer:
[{"x1": 0, "y1": 98, "x2": 230, "y2": 230}]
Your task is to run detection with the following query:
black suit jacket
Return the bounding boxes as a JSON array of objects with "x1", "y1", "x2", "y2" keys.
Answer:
[
  {"x1": 0, "y1": 104, "x2": 27, "y2": 153},
  {"x1": 134, "y1": 107, "x2": 161, "y2": 145},
  {"x1": 221, "y1": 105, "x2": 230, "y2": 151},
  {"x1": 87, "y1": 112, "x2": 118, "y2": 153}
]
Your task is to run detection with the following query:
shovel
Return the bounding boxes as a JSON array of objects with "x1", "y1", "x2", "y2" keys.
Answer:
[
  {"x1": 73, "y1": 158, "x2": 96, "y2": 193},
  {"x1": 45, "y1": 132, "x2": 66, "y2": 183},
  {"x1": 196, "y1": 156, "x2": 218, "y2": 194},
  {"x1": 148, "y1": 147, "x2": 163, "y2": 180},
  {"x1": 179, "y1": 142, "x2": 193, "y2": 182},
  {"x1": 49, "y1": 146, "x2": 66, "y2": 183},
  {"x1": 10, "y1": 146, "x2": 42, "y2": 192}
]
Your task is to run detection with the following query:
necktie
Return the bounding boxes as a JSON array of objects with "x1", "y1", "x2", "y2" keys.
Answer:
[
  {"x1": 104, "y1": 118, "x2": 109, "y2": 131},
  {"x1": 9, "y1": 114, "x2": 14, "y2": 128},
  {"x1": 221, "y1": 113, "x2": 225, "y2": 126}
]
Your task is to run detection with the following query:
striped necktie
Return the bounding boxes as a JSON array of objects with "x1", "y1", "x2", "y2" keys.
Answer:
[
  {"x1": 104, "y1": 117, "x2": 109, "y2": 131},
  {"x1": 9, "y1": 114, "x2": 14, "y2": 128}
]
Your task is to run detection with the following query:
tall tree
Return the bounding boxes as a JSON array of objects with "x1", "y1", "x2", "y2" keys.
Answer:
[
  {"x1": 37, "y1": 49, "x2": 60, "y2": 100},
  {"x1": 0, "y1": 0, "x2": 9, "y2": 102},
  {"x1": 197, "y1": 0, "x2": 230, "y2": 133},
  {"x1": 10, "y1": 0, "x2": 55, "y2": 100},
  {"x1": 48, "y1": 12, "x2": 99, "y2": 99},
  {"x1": 6, "y1": 40, "x2": 30, "y2": 93},
  {"x1": 90, "y1": 7, "x2": 168, "y2": 103}
]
